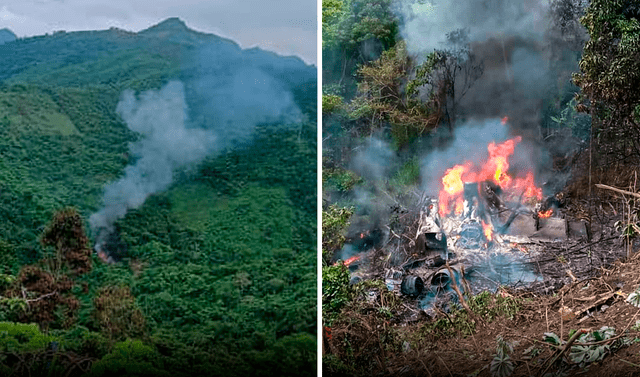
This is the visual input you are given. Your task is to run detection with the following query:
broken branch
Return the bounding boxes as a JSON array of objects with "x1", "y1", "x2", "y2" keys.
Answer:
[
  {"x1": 445, "y1": 261, "x2": 484, "y2": 324},
  {"x1": 595, "y1": 184, "x2": 640, "y2": 199},
  {"x1": 541, "y1": 328, "x2": 589, "y2": 376}
]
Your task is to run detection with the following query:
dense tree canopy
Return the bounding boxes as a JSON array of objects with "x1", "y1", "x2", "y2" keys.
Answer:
[
  {"x1": 322, "y1": 0, "x2": 399, "y2": 98},
  {"x1": 0, "y1": 20, "x2": 316, "y2": 377},
  {"x1": 573, "y1": 0, "x2": 640, "y2": 163}
]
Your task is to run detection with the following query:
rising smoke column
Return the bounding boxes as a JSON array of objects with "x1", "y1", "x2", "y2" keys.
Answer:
[
  {"x1": 89, "y1": 81, "x2": 213, "y2": 248},
  {"x1": 395, "y1": 0, "x2": 554, "y2": 134},
  {"x1": 392, "y1": 0, "x2": 582, "y2": 190},
  {"x1": 396, "y1": 0, "x2": 548, "y2": 57},
  {"x1": 191, "y1": 66, "x2": 303, "y2": 147},
  {"x1": 90, "y1": 65, "x2": 303, "y2": 251}
]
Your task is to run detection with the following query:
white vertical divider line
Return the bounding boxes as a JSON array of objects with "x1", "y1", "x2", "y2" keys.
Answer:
[{"x1": 316, "y1": 0, "x2": 323, "y2": 374}]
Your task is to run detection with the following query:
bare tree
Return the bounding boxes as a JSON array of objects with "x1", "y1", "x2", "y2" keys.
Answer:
[{"x1": 408, "y1": 29, "x2": 485, "y2": 133}]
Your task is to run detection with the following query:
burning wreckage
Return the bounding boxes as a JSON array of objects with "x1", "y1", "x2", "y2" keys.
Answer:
[{"x1": 334, "y1": 135, "x2": 604, "y2": 319}]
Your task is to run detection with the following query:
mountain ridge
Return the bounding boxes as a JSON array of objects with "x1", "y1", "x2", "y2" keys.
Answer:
[
  {"x1": 0, "y1": 13, "x2": 316, "y2": 377},
  {"x1": 0, "y1": 18, "x2": 312, "y2": 71},
  {"x1": 0, "y1": 28, "x2": 16, "y2": 45}
]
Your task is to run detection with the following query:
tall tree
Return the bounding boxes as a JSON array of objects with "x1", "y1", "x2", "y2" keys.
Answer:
[
  {"x1": 352, "y1": 41, "x2": 442, "y2": 147},
  {"x1": 41, "y1": 207, "x2": 92, "y2": 275},
  {"x1": 573, "y1": 0, "x2": 640, "y2": 165},
  {"x1": 322, "y1": 0, "x2": 399, "y2": 98},
  {"x1": 409, "y1": 29, "x2": 484, "y2": 133}
]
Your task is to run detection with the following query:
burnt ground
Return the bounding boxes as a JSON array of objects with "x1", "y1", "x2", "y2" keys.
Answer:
[{"x1": 323, "y1": 194, "x2": 640, "y2": 377}]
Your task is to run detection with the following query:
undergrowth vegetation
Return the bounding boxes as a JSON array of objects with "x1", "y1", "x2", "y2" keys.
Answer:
[
  {"x1": 322, "y1": 272, "x2": 524, "y2": 376},
  {"x1": 421, "y1": 291, "x2": 522, "y2": 340}
]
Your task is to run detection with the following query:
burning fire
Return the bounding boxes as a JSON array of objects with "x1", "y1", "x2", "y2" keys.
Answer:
[
  {"x1": 97, "y1": 250, "x2": 109, "y2": 263},
  {"x1": 438, "y1": 163, "x2": 469, "y2": 216},
  {"x1": 538, "y1": 208, "x2": 553, "y2": 219},
  {"x1": 512, "y1": 171, "x2": 542, "y2": 201},
  {"x1": 481, "y1": 220, "x2": 493, "y2": 241},
  {"x1": 335, "y1": 255, "x2": 361, "y2": 267},
  {"x1": 439, "y1": 136, "x2": 543, "y2": 217}
]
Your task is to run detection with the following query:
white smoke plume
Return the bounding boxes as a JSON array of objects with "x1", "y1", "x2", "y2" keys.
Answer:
[
  {"x1": 396, "y1": 0, "x2": 549, "y2": 57},
  {"x1": 90, "y1": 66, "x2": 302, "y2": 249},
  {"x1": 350, "y1": 137, "x2": 396, "y2": 183},
  {"x1": 89, "y1": 81, "x2": 213, "y2": 246}
]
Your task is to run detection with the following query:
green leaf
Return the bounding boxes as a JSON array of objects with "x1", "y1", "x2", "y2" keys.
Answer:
[
  {"x1": 490, "y1": 353, "x2": 514, "y2": 377},
  {"x1": 569, "y1": 345, "x2": 591, "y2": 365},
  {"x1": 544, "y1": 332, "x2": 561, "y2": 346},
  {"x1": 495, "y1": 336, "x2": 513, "y2": 358},
  {"x1": 593, "y1": 330, "x2": 604, "y2": 342},
  {"x1": 598, "y1": 326, "x2": 615, "y2": 340}
]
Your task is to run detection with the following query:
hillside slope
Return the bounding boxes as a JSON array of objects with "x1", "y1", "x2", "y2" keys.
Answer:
[{"x1": 0, "y1": 18, "x2": 316, "y2": 377}]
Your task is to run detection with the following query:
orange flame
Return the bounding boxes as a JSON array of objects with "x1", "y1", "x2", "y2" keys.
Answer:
[
  {"x1": 438, "y1": 134, "x2": 544, "y2": 217},
  {"x1": 479, "y1": 137, "x2": 520, "y2": 187},
  {"x1": 438, "y1": 163, "x2": 469, "y2": 216},
  {"x1": 97, "y1": 250, "x2": 109, "y2": 263},
  {"x1": 512, "y1": 171, "x2": 543, "y2": 201},
  {"x1": 482, "y1": 220, "x2": 493, "y2": 241},
  {"x1": 538, "y1": 209, "x2": 553, "y2": 219},
  {"x1": 340, "y1": 255, "x2": 361, "y2": 266}
]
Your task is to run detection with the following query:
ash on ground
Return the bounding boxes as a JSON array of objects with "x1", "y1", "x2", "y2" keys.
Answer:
[{"x1": 338, "y1": 187, "x2": 628, "y2": 323}]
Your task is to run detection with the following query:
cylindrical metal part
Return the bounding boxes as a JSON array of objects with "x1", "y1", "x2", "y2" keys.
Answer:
[
  {"x1": 431, "y1": 269, "x2": 452, "y2": 288},
  {"x1": 431, "y1": 264, "x2": 469, "y2": 289},
  {"x1": 401, "y1": 275, "x2": 424, "y2": 296}
]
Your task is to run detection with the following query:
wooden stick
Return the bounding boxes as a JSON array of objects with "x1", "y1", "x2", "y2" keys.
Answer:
[
  {"x1": 445, "y1": 262, "x2": 484, "y2": 324},
  {"x1": 595, "y1": 184, "x2": 640, "y2": 199},
  {"x1": 619, "y1": 358, "x2": 640, "y2": 368},
  {"x1": 436, "y1": 354, "x2": 454, "y2": 377},
  {"x1": 541, "y1": 328, "x2": 589, "y2": 376},
  {"x1": 26, "y1": 291, "x2": 58, "y2": 303},
  {"x1": 460, "y1": 265, "x2": 473, "y2": 297}
]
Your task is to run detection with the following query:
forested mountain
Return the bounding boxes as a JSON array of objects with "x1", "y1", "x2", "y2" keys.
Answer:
[
  {"x1": 0, "y1": 29, "x2": 15, "y2": 45},
  {"x1": 0, "y1": 17, "x2": 316, "y2": 377}
]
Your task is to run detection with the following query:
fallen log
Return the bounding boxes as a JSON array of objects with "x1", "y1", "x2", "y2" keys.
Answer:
[{"x1": 595, "y1": 184, "x2": 640, "y2": 199}]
